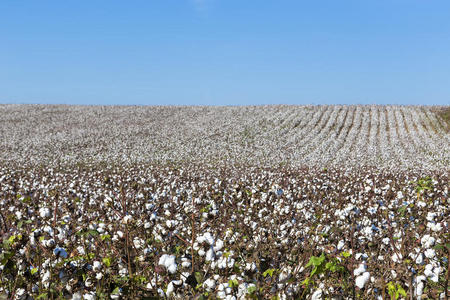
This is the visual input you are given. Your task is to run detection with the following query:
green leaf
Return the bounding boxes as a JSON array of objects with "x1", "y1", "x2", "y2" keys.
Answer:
[
  {"x1": 86, "y1": 229, "x2": 99, "y2": 237},
  {"x1": 434, "y1": 244, "x2": 445, "y2": 251},
  {"x1": 31, "y1": 267, "x2": 38, "y2": 275},
  {"x1": 194, "y1": 272, "x2": 203, "y2": 285},
  {"x1": 247, "y1": 285, "x2": 257, "y2": 294},
  {"x1": 228, "y1": 278, "x2": 239, "y2": 288},
  {"x1": 397, "y1": 286, "x2": 406, "y2": 297},
  {"x1": 102, "y1": 257, "x2": 111, "y2": 267},
  {"x1": 301, "y1": 277, "x2": 310, "y2": 286},
  {"x1": 341, "y1": 251, "x2": 351, "y2": 258},
  {"x1": 36, "y1": 293, "x2": 48, "y2": 299},
  {"x1": 306, "y1": 253, "x2": 326, "y2": 268},
  {"x1": 263, "y1": 268, "x2": 275, "y2": 277}
]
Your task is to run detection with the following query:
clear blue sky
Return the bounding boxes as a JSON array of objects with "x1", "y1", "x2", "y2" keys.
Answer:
[{"x1": 1, "y1": 1, "x2": 449, "y2": 105}]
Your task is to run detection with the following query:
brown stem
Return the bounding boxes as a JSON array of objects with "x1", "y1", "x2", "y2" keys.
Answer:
[
  {"x1": 52, "y1": 191, "x2": 59, "y2": 234},
  {"x1": 351, "y1": 219, "x2": 356, "y2": 300},
  {"x1": 445, "y1": 247, "x2": 449, "y2": 300},
  {"x1": 191, "y1": 196, "x2": 195, "y2": 274}
]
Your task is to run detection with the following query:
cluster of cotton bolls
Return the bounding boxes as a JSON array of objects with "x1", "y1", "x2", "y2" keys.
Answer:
[{"x1": 0, "y1": 163, "x2": 448, "y2": 298}]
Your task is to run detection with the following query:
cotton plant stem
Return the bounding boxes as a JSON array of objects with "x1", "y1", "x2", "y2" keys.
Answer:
[
  {"x1": 351, "y1": 219, "x2": 356, "y2": 300},
  {"x1": 191, "y1": 196, "x2": 195, "y2": 274}
]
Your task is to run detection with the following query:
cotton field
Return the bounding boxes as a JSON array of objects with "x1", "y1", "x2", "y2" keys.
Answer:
[
  {"x1": 0, "y1": 105, "x2": 449, "y2": 299},
  {"x1": 0, "y1": 104, "x2": 448, "y2": 170}
]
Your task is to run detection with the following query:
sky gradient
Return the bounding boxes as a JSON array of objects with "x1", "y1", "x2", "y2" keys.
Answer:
[{"x1": 1, "y1": 1, "x2": 450, "y2": 105}]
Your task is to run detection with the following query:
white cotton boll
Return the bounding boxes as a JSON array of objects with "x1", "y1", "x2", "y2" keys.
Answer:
[
  {"x1": 355, "y1": 253, "x2": 368, "y2": 260},
  {"x1": 122, "y1": 215, "x2": 133, "y2": 224},
  {"x1": 159, "y1": 254, "x2": 173, "y2": 267},
  {"x1": 96, "y1": 272, "x2": 103, "y2": 280},
  {"x1": 157, "y1": 289, "x2": 165, "y2": 298},
  {"x1": 429, "y1": 273, "x2": 439, "y2": 283},
  {"x1": 166, "y1": 282, "x2": 175, "y2": 297},
  {"x1": 417, "y1": 201, "x2": 426, "y2": 207},
  {"x1": 144, "y1": 222, "x2": 151, "y2": 229},
  {"x1": 92, "y1": 261, "x2": 102, "y2": 272},
  {"x1": 15, "y1": 288, "x2": 26, "y2": 300},
  {"x1": 426, "y1": 212, "x2": 436, "y2": 222},
  {"x1": 424, "y1": 264, "x2": 434, "y2": 277},
  {"x1": 391, "y1": 270, "x2": 397, "y2": 279},
  {"x1": 337, "y1": 240, "x2": 345, "y2": 250},
  {"x1": 119, "y1": 266, "x2": 128, "y2": 276},
  {"x1": 354, "y1": 264, "x2": 366, "y2": 276},
  {"x1": 39, "y1": 207, "x2": 51, "y2": 218},
  {"x1": 133, "y1": 237, "x2": 144, "y2": 249},
  {"x1": 227, "y1": 258, "x2": 235, "y2": 268},
  {"x1": 245, "y1": 262, "x2": 257, "y2": 272},
  {"x1": 203, "y1": 278, "x2": 216, "y2": 291},
  {"x1": 217, "y1": 291, "x2": 226, "y2": 299},
  {"x1": 355, "y1": 272, "x2": 370, "y2": 289},
  {"x1": 279, "y1": 271, "x2": 290, "y2": 282},
  {"x1": 84, "y1": 278, "x2": 94, "y2": 288},
  {"x1": 396, "y1": 191, "x2": 404, "y2": 199},
  {"x1": 198, "y1": 249, "x2": 206, "y2": 256},
  {"x1": 214, "y1": 239, "x2": 224, "y2": 251},
  {"x1": 42, "y1": 269, "x2": 51, "y2": 282},
  {"x1": 311, "y1": 289, "x2": 322, "y2": 300},
  {"x1": 44, "y1": 239, "x2": 55, "y2": 248},
  {"x1": 415, "y1": 253, "x2": 424, "y2": 265},
  {"x1": 72, "y1": 292, "x2": 82, "y2": 300},
  {"x1": 382, "y1": 237, "x2": 390, "y2": 245},
  {"x1": 197, "y1": 235, "x2": 206, "y2": 244},
  {"x1": 166, "y1": 220, "x2": 174, "y2": 228},
  {"x1": 181, "y1": 258, "x2": 191, "y2": 268},
  {"x1": 167, "y1": 263, "x2": 177, "y2": 274},
  {"x1": 15, "y1": 211, "x2": 23, "y2": 220},
  {"x1": 206, "y1": 247, "x2": 215, "y2": 261},
  {"x1": 415, "y1": 281, "x2": 424, "y2": 296},
  {"x1": 421, "y1": 235, "x2": 435, "y2": 248},
  {"x1": 77, "y1": 246, "x2": 86, "y2": 255},
  {"x1": 29, "y1": 235, "x2": 36, "y2": 246},
  {"x1": 434, "y1": 266, "x2": 442, "y2": 275},
  {"x1": 391, "y1": 253, "x2": 402, "y2": 263},
  {"x1": 116, "y1": 231, "x2": 124, "y2": 239},
  {"x1": 210, "y1": 261, "x2": 217, "y2": 269},
  {"x1": 204, "y1": 232, "x2": 215, "y2": 245},
  {"x1": 424, "y1": 248, "x2": 436, "y2": 259},
  {"x1": 428, "y1": 222, "x2": 443, "y2": 232}
]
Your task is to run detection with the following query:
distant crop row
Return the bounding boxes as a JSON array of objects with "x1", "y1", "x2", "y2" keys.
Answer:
[{"x1": 0, "y1": 105, "x2": 448, "y2": 170}]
